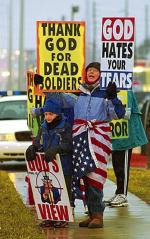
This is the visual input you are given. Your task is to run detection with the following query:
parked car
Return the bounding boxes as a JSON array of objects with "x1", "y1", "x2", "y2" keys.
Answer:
[{"x1": 0, "y1": 95, "x2": 32, "y2": 161}]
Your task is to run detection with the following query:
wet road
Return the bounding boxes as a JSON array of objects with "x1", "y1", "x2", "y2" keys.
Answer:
[
  {"x1": 9, "y1": 171, "x2": 27, "y2": 204},
  {"x1": 42, "y1": 180, "x2": 150, "y2": 239},
  {"x1": 0, "y1": 159, "x2": 28, "y2": 204}
]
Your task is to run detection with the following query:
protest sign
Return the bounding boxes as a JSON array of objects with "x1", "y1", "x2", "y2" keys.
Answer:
[
  {"x1": 110, "y1": 90, "x2": 128, "y2": 139},
  {"x1": 26, "y1": 153, "x2": 73, "y2": 222},
  {"x1": 101, "y1": 17, "x2": 135, "y2": 90},
  {"x1": 27, "y1": 71, "x2": 44, "y2": 136},
  {"x1": 36, "y1": 21, "x2": 85, "y2": 92}
]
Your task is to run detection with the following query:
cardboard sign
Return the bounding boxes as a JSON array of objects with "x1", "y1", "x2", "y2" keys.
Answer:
[
  {"x1": 100, "y1": 17, "x2": 135, "y2": 90},
  {"x1": 110, "y1": 90, "x2": 129, "y2": 139},
  {"x1": 27, "y1": 71, "x2": 45, "y2": 136},
  {"x1": 36, "y1": 21, "x2": 85, "y2": 92},
  {"x1": 26, "y1": 153, "x2": 73, "y2": 222}
]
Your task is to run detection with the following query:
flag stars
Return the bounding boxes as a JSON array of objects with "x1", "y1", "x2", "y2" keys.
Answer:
[{"x1": 71, "y1": 122, "x2": 109, "y2": 200}]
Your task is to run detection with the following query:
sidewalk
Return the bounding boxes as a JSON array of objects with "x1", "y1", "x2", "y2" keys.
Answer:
[{"x1": 42, "y1": 179, "x2": 150, "y2": 239}]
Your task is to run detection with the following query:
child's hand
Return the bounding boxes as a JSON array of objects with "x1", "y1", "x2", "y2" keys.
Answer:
[
  {"x1": 30, "y1": 108, "x2": 37, "y2": 117},
  {"x1": 26, "y1": 145, "x2": 38, "y2": 161},
  {"x1": 44, "y1": 147, "x2": 60, "y2": 162},
  {"x1": 30, "y1": 107, "x2": 43, "y2": 117}
]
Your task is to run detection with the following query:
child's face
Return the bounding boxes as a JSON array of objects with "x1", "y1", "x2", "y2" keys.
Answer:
[
  {"x1": 44, "y1": 112, "x2": 58, "y2": 123},
  {"x1": 86, "y1": 67, "x2": 100, "y2": 84}
]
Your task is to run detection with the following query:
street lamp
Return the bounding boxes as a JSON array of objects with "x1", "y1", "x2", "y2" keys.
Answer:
[{"x1": 71, "y1": 6, "x2": 79, "y2": 20}]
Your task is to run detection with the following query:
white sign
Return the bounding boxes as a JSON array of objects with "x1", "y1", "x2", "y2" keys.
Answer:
[
  {"x1": 101, "y1": 17, "x2": 135, "y2": 90},
  {"x1": 26, "y1": 153, "x2": 73, "y2": 222}
]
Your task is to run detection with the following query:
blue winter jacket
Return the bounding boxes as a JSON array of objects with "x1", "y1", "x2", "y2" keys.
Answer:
[
  {"x1": 61, "y1": 84, "x2": 125, "y2": 122},
  {"x1": 34, "y1": 116, "x2": 73, "y2": 176}
]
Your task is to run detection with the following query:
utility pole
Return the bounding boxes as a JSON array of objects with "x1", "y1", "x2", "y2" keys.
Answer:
[
  {"x1": 86, "y1": 0, "x2": 91, "y2": 63},
  {"x1": 71, "y1": 6, "x2": 79, "y2": 20},
  {"x1": 18, "y1": 0, "x2": 24, "y2": 90},
  {"x1": 61, "y1": 15, "x2": 65, "y2": 21},
  {"x1": 92, "y1": 1, "x2": 96, "y2": 61},
  {"x1": 7, "y1": 0, "x2": 13, "y2": 90},
  {"x1": 125, "y1": 0, "x2": 129, "y2": 16},
  {"x1": 145, "y1": 5, "x2": 149, "y2": 59}
]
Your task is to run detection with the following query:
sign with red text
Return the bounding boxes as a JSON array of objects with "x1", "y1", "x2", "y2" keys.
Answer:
[
  {"x1": 26, "y1": 153, "x2": 73, "y2": 222},
  {"x1": 100, "y1": 17, "x2": 135, "y2": 90},
  {"x1": 36, "y1": 21, "x2": 85, "y2": 92}
]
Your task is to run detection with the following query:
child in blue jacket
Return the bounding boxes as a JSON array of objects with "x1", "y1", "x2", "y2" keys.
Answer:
[{"x1": 26, "y1": 98, "x2": 73, "y2": 228}]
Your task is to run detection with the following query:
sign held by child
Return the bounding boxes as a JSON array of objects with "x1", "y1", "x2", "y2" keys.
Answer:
[{"x1": 26, "y1": 152, "x2": 73, "y2": 222}]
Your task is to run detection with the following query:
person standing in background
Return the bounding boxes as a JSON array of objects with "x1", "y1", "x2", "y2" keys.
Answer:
[{"x1": 104, "y1": 90, "x2": 148, "y2": 207}]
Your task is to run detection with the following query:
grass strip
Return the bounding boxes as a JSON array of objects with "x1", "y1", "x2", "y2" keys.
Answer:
[
  {"x1": 0, "y1": 171, "x2": 44, "y2": 239},
  {"x1": 107, "y1": 168, "x2": 150, "y2": 205}
]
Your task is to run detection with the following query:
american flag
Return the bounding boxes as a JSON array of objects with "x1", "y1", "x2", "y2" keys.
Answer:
[{"x1": 72, "y1": 119, "x2": 112, "y2": 199}]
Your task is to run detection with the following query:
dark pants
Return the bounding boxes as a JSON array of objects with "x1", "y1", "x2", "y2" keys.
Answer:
[
  {"x1": 65, "y1": 175, "x2": 75, "y2": 207},
  {"x1": 112, "y1": 149, "x2": 132, "y2": 195},
  {"x1": 85, "y1": 185, "x2": 105, "y2": 216}
]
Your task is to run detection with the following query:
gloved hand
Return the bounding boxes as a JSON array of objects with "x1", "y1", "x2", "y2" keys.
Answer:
[
  {"x1": 30, "y1": 108, "x2": 37, "y2": 117},
  {"x1": 106, "y1": 82, "x2": 117, "y2": 100},
  {"x1": 26, "y1": 145, "x2": 38, "y2": 161},
  {"x1": 34, "y1": 74, "x2": 44, "y2": 85},
  {"x1": 44, "y1": 147, "x2": 60, "y2": 163},
  {"x1": 30, "y1": 107, "x2": 43, "y2": 117},
  {"x1": 124, "y1": 108, "x2": 131, "y2": 120}
]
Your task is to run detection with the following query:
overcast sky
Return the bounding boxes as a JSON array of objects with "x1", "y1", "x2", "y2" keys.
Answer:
[{"x1": 0, "y1": 0, "x2": 150, "y2": 50}]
